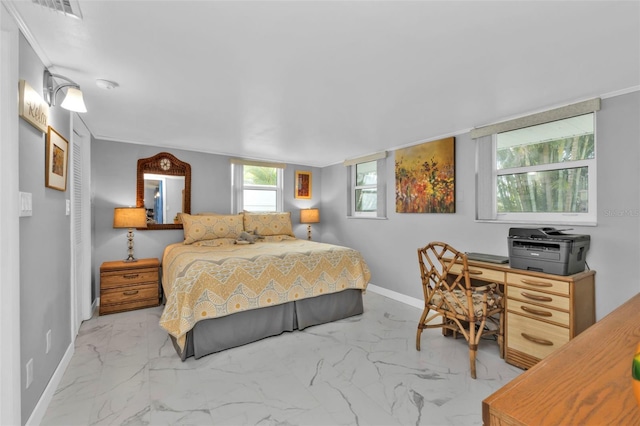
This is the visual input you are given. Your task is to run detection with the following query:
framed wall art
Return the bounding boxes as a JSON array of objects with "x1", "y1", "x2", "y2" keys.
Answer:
[
  {"x1": 18, "y1": 79, "x2": 49, "y2": 133},
  {"x1": 295, "y1": 170, "x2": 312, "y2": 199},
  {"x1": 45, "y1": 127, "x2": 69, "y2": 191},
  {"x1": 395, "y1": 136, "x2": 455, "y2": 213}
]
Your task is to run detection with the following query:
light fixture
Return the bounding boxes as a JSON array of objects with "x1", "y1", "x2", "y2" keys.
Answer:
[
  {"x1": 43, "y1": 69, "x2": 87, "y2": 112},
  {"x1": 96, "y1": 79, "x2": 119, "y2": 90},
  {"x1": 113, "y1": 207, "x2": 147, "y2": 262},
  {"x1": 300, "y1": 208, "x2": 320, "y2": 240}
]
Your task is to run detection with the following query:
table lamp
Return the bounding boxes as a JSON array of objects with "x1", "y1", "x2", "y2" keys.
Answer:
[
  {"x1": 113, "y1": 207, "x2": 147, "y2": 262},
  {"x1": 300, "y1": 208, "x2": 320, "y2": 240}
]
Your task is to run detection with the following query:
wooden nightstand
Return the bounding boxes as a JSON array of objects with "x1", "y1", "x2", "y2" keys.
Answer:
[{"x1": 99, "y1": 258, "x2": 160, "y2": 315}]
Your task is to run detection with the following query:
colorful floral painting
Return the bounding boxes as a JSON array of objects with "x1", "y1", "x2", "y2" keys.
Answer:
[{"x1": 395, "y1": 137, "x2": 455, "y2": 213}]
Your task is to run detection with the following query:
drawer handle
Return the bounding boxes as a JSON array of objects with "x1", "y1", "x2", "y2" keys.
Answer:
[
  {"x1": 520, "y1": 278, "x2": 552, "y2": 287},
  {"x1": 123, "y1": 274, "x2": 139, "y2": 279},
  {"x1": 521, "y1": 333, "x2": 554, "y2": 346},
  {"x1": 521, "y1": 291, "x2": 552, "y2": 302},
  {"x1": 468, "y1": 269, "x2": 484, "y2": 276},
  {"x1": 122, "y1": 290, "x2": 139, "y2": 296},
  {"x1": 521, "y1": 305, "x2": 552, "y2": 317}
]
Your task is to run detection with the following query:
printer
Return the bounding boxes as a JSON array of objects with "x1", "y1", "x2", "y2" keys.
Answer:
[{"x1": 507, "y1": 227, "x2": 590, "y2": 276}]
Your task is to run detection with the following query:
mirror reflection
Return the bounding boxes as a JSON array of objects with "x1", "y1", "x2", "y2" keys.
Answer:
[{"x1": 143, "y1": 174, "x2": 186, "y2": 224}]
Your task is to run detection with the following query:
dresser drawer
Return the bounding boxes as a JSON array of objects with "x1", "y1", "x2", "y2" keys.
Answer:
[
  {"x1": 507, "y1": 299, "x2": 570, "y2": 327},
  {"x1": 100, "y1": 283, "x2": 159, "y2": 306},
  {"x1": 449, "y1": 263, "x2": 504, "y2": 283},
  {"x1": 507, "y1": 286, "x2": 569, "y2": 311},
  {"x1": 507, "y1": 313, "x2": 569, "y2": 360},
  {"x1": 507, "y1": 272, "x2": 569, "y2": 295},
  {"x1": 100, "y1": 268, "x2": 158, "y2": 289}
]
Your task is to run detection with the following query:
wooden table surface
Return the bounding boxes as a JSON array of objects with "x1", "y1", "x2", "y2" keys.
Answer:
[{"x1": 483, "y1": 292, "x2": 640, "y2": 425}]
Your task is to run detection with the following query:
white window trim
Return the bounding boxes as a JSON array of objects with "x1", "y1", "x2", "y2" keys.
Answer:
[
  {"x1": 345, "y1": 151, "x2": 387, "y2": 219},
  {"x1": 231, "y1": 161, "x2": 284, "y2": 213},
  {"x1": 474, "y1": 100, "x2": 600, "y2": 226}
]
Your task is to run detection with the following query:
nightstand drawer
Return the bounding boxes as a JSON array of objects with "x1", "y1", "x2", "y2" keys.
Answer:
[
  {"x1": 100, "y1": 283, "x2": 158, "y2": 306},
  {"x1": 507, "y1": 312, "x2": 569, "y2": 361},
  {"x1": 100, "y1": 268, "x2": 158, "y2": 289}
]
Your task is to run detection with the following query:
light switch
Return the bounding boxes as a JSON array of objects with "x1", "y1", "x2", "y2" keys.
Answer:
[
  {"x1": 66, "y1": 199, "x2": 71, "y2": 216},
  {"x1": 19, "y1": 192, "x2": 32, "y2": 217}
]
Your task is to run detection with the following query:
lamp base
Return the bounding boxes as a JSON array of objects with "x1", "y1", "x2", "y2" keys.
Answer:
[{"x1": 123, "y1": 228, "x2": 138, "y2": 262}]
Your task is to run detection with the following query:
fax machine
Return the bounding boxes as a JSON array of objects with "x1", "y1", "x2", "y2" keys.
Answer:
[{"x1": 507, "y1": 227, "x2": 590, "y2": 276}]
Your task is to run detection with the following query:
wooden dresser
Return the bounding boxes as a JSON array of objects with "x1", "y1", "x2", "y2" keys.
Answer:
[
  {"x1": 99, "y1": 258, "x2": 160, "y2": 315},
  {"x1": 450, "y1": 260, "x2": 595, "y2": 369},
  {"x1": 483, "y1": 292, "x2": 640, "y2": 426}
]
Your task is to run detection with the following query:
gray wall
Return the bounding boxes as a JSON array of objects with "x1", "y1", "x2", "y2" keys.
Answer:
[
  {"x1": 91, "y1": 140, "x2": 322, "y2": 299},
  {"x1": 18, "y1": 34, "x2": 72, "y2": 423},
  {"x1": 320, "y1": 92, "x2": 640, "y2": 320}
]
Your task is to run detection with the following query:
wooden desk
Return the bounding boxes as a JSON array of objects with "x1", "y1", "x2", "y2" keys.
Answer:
[
  {"x1": 450, "y1": 260, "x2": 595, "y2": 369},
  {"x1": 483, "y1": 292, "x2": 640, "y2": 426}
]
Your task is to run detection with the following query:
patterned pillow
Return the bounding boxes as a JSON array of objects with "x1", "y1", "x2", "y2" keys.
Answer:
[
  {"x1": 182, "y1": 213, "x2": 244, "y2": 244},
  {"x1": 243, "y1": 211, "x2": 295, "y2": 236}
]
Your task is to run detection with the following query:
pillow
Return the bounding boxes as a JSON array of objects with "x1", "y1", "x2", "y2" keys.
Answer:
[
  {"x1": 182, "y1": 213, "x2": 244, "y2": 244},
  {"x1": 243, "y1": 211, "x2": 295, "y2": 237}
]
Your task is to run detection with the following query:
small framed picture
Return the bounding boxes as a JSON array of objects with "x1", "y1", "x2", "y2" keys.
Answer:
[
  {"x1": 295, "y1": 170, "x2": 312, "y2": 199},
  {"x1": 45, "y1": 127, "x2": 69, "y2": 191}
]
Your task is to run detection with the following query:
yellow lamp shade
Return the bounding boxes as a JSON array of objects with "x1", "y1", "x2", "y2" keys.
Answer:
[{"x1": 300, "y1": 208, "x2": 320, "y2": 224}]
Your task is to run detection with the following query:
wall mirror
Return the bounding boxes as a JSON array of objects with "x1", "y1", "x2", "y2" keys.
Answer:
[{"x1": 136, "y1": 152, "x2": 191, "y2": 230}]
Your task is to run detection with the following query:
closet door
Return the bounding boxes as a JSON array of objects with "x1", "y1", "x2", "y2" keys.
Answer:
[{"x1": 70, "y1": 116, "x2": 92, "y2": 337}]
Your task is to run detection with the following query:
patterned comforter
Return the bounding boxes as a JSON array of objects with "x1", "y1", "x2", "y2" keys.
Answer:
[{"x1": 159, "y1": 239, "x2": 371, "y2": 350}]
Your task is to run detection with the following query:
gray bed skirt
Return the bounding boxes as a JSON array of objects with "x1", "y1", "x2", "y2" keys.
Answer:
[{"x1": 169, "y1": 289, "x2": 364, "y2": 361}]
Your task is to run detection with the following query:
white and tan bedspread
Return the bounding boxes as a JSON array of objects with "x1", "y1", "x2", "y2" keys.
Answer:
[{"x1": 159, "y1": 239, "x2": 371, "y2": 350}]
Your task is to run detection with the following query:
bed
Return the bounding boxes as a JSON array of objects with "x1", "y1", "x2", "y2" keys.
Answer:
[{"x1": 159, "y1": 212, "x2": 371, "y2": 360}]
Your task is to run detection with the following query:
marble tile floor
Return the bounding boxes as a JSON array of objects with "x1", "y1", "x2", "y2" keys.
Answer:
[{"x1": 41, "y1": 291, "x2": 523, "y2": 426}]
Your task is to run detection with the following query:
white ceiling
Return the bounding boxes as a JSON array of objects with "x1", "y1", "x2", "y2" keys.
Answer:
[{"x1": 6, "y1": 1, "x2": 640, "y2": 167}]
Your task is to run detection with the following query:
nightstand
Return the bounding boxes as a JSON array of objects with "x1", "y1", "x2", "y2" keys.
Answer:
[{"x1": 99, "y1": 258, "x2": 160, "y2": 315}]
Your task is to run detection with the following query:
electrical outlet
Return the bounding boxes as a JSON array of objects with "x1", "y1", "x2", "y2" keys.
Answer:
[
  {"x1": 26, "y1": 359, "x2": 33, "y2": 389},
  {"x1": 46, "y1": 330, "x2": 52, "y2": 354}
]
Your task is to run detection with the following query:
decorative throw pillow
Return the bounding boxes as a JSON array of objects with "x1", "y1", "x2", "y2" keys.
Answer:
[
  {"x1": 182, "y1": 213, "x2": 244, "y2": 244},
  {"x1": 243, "y1": 211, "x2": 295, "y2": 237}
]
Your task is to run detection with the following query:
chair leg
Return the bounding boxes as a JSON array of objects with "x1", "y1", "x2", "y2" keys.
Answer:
[
  {"x1": 416, "y1": 307, "x2": 429, "y2": 351},
  {"x1": 469, "y1": 344, "x2": 477, "y2": 379},
  {"x1": 498, "y1": 312, "x2": 505, "y2": 359}
]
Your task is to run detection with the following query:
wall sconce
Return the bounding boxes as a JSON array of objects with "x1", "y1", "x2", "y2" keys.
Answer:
[
  {"x1": 43, "y1": 69, "x2": 87, "y2": 113},
  {"x1": 300, "y1": 208, "x2": 320, "y2": 240},
  {"x1": 113, "y1": 207, "x2": 147, "y2": 262}
]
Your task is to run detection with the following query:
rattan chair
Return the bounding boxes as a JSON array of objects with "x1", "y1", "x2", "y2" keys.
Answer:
[{"x1": 416, "y1": 242, "x2": 503, "y2": 379}]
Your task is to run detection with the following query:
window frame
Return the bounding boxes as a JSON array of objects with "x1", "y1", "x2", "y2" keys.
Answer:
[
  {"x1": 351, "y1": 160, "x2": 378, "y2": 218},
  {"x1": 345, "y1": 151, "x2": 387, "y2": 219},
  {"x1": 474, "y1": 106, "x2": 599, "y2": 226},
  {"x1": 231, "y1": 161, "x2": 284, "y2": 213}
]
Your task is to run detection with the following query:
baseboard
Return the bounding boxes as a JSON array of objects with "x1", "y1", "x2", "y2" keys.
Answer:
[
  {"x1": 25, "y1": 342, "x2": 74, "y2": 426},
  {"x1": 367, "y1": 283, "x2": 423, "y2": 309}
]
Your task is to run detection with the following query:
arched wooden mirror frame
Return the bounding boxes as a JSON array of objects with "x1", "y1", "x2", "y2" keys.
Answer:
[{"x1": 136, "y1": 152, "x2": 191, "y2": 230}]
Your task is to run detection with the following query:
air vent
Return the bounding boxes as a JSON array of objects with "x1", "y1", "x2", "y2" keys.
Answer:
[{"x1": 32, "y1": 0, "x2": 82, "y2": 20}]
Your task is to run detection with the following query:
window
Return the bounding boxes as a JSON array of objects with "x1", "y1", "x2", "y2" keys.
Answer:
[
  {"x1": 345, "y1": 152, "x2": 387, "y2": 218},
  {"x1": 354, "y1": 161, "x2": 378, "y2": 215},
  {"x1": 231, "y1": 160, "x2": 284, "y2": 213},
  {"x1": 474, "y1": 99, "x2": 599, "y2": 225}
]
